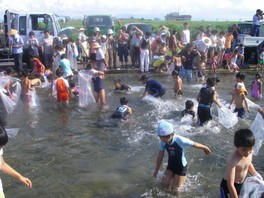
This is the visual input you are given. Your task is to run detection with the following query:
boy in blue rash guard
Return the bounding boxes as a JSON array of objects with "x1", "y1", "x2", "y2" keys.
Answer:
[
  {"x1": 139, "y1": 75, "x2": 166, "y2": 99},
  {"x1": 153, "y1": 121, "x2": 211, "y2": 193},
  {"x1": 111, "y1": 97, "x2": 132, "y2": 120}
]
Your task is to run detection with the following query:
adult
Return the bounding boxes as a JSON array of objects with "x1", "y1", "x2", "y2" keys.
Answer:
[
  {"x1": 77, "y1": 27, "x2": 89, "y2": 68},
  {"x1": 168, "y1": 30, "x2": 183, "y2": 56},
  {"x1": 252, "y1": 9, "x2": 263, "y2": 37},
  {"x1": 139, "y1": 75, "x2": 166, "y2": 98},
  {"x1": 139, "y1": 32, "x2": 151, "y2": 73},
  {"x1": 178, "y1": 43, "x2": 201, "y2": 83},
  {"x1": 129, "y1": 26, "x2": 143, "y2": 67},
  {"x1": 117, "y1": 26, "x2": 129, "y2": 68},
  {"x1": 106, "y1": 29, "x2": 117, "y2": 69},
  {"x1": 231, "y1": 24, "x2": 240, "y2": 50},
  {"x1": 8, "y1": 29, "x2": 24, "y2": 73},
  {"x1": 27, "y1": 31, "x2": 39, "y2": 57},
  {"x1": 181, "y1": 22, "x2": 190, "y2": 46},
  {"x1": 94, "y1": 43, "x2": 107, "y2": 71},
  {"x1": 41, "y1": 30, "x2": 54, "y2": 69}
]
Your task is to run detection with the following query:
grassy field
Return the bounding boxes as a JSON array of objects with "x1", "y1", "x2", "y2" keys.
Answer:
[{"x1": 60, "y1": 18, "x2": 242, "y2": 41}]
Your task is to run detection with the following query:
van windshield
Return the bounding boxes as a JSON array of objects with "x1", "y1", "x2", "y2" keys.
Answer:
[{"x1": 87, "y1": 16, "x2": 112, "y2": 28}]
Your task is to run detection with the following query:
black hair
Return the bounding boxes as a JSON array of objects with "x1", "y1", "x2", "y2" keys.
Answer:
[
  {"x1": 29, "y1": 31, "x2": 34, "y2": 36},
  {"x1": 56, "y1": 68, "x2": 63, "y2": 77},
  {"x1": 172, "y1": 70, "x2": 179, "y2": 77},
  {"x1": 44, "y1": 30, "x2": 49, "y2": 34},
  {"x1": 60, "y1": 54, "x2": 67, "y2": 60},
  {"x1": 206, "y1": 77, "x2": 215, "y2": 87},
  {"x1": 255, "y1": 73, "x2": 262, "y2": 79},
  {"x1": 69, "y1": 80, "x2": 75, "y2": 88},
  {"x1": 214, "y1": 76, "x2": 220, "y2": 83},
  {"x1": 21, "y1": 70, "x2": 29, "y2": 77},
  {"x1": 0, "y1": 125, "x2": 8, "y2": 147},
  {"x1": 6, "y1": 68, "x2": 12, "y2": 75},
  {"x1": 234, "y1": 129, "x2": 255, "y2": 148},
  {"x1": 236, "y1": 72, "x2": 245, "y2": 81},
  {"x1": 185, "y1": 100, "x2": 194, "y2": 110},
  {"x1": 120, "y1": 97, "x2": 129, "y2": 105},
  {"x1": 86, "y1": 63, "x2": 92, "y2": 70},
  {"x1": 145, "y1": 32, "x2": 151, "y2": 36}
]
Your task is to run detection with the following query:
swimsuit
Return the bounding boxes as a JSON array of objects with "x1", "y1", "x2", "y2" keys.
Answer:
[
  {"x1": 111, "y1": 105, "x2": 129, "y2": 120},
  {"x1": 220, "y1": 179, "x2": 243, "y2": 198},
  {"x1": 93, "y1": 76, "x2": 104, "y2": 93},
  {"x1": 234, "y1": 107, "x2": 245, "y2": 118},
  {"x1": 56, "y1": 78, "x2": 69, "y2": 102},
  {"x1": 20, "y1": 93, "x2": 31, "y2": 103}
]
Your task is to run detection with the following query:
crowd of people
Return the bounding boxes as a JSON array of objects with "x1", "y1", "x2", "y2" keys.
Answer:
[{"x1": 1, "y1": 13, "x2": 264, "y2": 197}]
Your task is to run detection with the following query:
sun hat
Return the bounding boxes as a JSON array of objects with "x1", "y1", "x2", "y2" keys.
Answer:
[
  {"x1": 79, "y1": 28, "x2": 85, "y2": 31},
  {"x1": 93, "y1": 43, "x2": 101, "y2": 49},
  {"x1": 101, "y1": 35, "x2": 107, "y2": 40},
  {"x1": 157, "y1": 121, "x2": 174, "y2": 136},
  {"x1": 7, "y1": 29, "x2": 17, "y2": 36},
  {"x1": 107, "y1": 29, "x2": 114, "y2": 35},
  {"x1": 94, "y1": 27, "x2": 100, "y2": 32},
  {"x1": 202, "y1": 36, "x2": 212, "y2": 47}
]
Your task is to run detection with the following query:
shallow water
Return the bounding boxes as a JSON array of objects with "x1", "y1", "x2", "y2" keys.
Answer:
[{"x1": 2, "y1": 71, "x2": 264, "y2": 198}]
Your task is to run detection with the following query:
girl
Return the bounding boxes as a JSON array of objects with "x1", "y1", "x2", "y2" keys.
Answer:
[
  {"x1": 251, "y1": 73, "x2": 262, "y2": 100},
  {"x1": 229, "y1": 50, "x2": 239, "y2": 72}
]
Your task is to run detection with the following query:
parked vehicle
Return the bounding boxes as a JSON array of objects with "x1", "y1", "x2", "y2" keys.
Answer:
[
  {"x1": 237, "y1": 21, "x2": 264, "y2": 64},
  {"x1": 83, "y1": 15, "x2": 114, "y2": 36},
  {"x1": 125, "y1": 22, "x2": 154, "y2": 36},
  {"x1": 0, "y1": 10, "x2": 61, "y2": 67}
]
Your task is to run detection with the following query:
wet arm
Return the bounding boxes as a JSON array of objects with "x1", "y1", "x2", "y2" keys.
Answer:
[
  {"x1": 248, "y1": 163, "x2": 257, "y2": 176},
  {"x1": 153, "y1": 150, "x2": 164, "y2": 178},
  {"x1": 192, "y1": 142, "x2": 211, "y2": 155},
  {"x1": 1, "y1": 160, "x2": 32, "y2": 188},
  {"x1": 213, "y1": 91, "x2": 222, "y2": 108},
  {"x1": 225, "y1": 163, "x2": 238, "y2": 198}
]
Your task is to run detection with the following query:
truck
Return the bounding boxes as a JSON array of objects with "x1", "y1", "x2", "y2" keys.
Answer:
[
  {"x1": 0, "y1": 10, "x2": 61, "y2": 69},
  {"x1": 83, "y1": 15, "x2": 114, "y2": 36},
  {"x1": 237, "y1": 20, "x2": 264, "y2": 64}
]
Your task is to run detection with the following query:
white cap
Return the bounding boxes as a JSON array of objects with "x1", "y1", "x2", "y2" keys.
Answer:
[
  {"x1": 94, "y1": 27, "x2": 100, "y2": 32},
  {"x1": 107, "y1": 29, "x2": 114, "y2": 35}
]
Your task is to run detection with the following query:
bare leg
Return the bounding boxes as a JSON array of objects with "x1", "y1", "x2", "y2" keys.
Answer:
[
  {"x1": 161, "y1": 169, "x2": 174, "y2": 189},
  {"x1": 98, "y1": 89, "x2": 106, "y2": 106},
  {"x1": 171, "y1": 175, "x2": 186, "y2": 192}
]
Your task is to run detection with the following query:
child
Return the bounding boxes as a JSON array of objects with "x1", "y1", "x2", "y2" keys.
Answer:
[
  {"x1": 69, "y1": 79, "x2": 79, "y2": 97},
  {"x1": 229, "y1": 83, "x2": 250, "y2": 118},
  {"x1": 197, "y1": 77, "x2": 222, "y2": 126},
  {"x1": 92, "y1": 70, "x2": 106, "y2": 106},
  {"x1": 51, "y1": 69, "x2": 70, "y2": 105},
  {"x1": 0, "y1": 124, "x2": 32, "y2": 197},
  {"x1": 257, "y1": 46, "x2": 264, "y2": 70},
  {"x1": 111, "y1": 97, "x2": 132, "y2": 120},
  {"x1": 153, "y1": 120, "x2": 211, "y2": 192},
  {"x1": 251, "y1": 73, "x2": 262, "y2": 100},
  {"x1": 196, "y1": 55, "x2": 206, "y2": 83},
  {"x1": 172, "y1": 70, "x2": 182, "y2": 98},
  {"x1": 113, "y1": 79, "x2": 131, "y2": 93},
  {"x1": 220, "y1": 129, "x2": 259, "y2": 198},
  {"x1": 235, "y1": 44, "x2": 245, "y2": 66},
  {"x1": 30, "y1": 55, "x2": 45, "y2": 77},
  {"x1": 210, "y1": 51, "x2": 219, "y2": 74},
  {"x1": 234, "y1": 72, "x2": 248, "y2": 95},
  {"x1": 20, "y1": 70, "x2": 34, "y2": 104},
  {"x1": 181, "y1": 100, "x2": 196, "y2": 123},
  {"x1": 229, "y1": 50, "x2": 239, "y2": 72}
]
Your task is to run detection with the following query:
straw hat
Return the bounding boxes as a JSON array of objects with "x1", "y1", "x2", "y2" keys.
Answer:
[
  {"x1": 79, "y1": 28, "x2": 85, "y2": 31},
  {"x1": 202, "y1": 36, "x2": 212, "y2": 47},
  {"x1": 7, "y1": 29, "x2": 17, "y2": 36},
  {"x1": 93, "y1": 43, "x2": 101, "y2": 49}
]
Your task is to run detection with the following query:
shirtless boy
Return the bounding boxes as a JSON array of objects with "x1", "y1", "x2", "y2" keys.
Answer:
[
  {"x1": 229, "y1": 83, "x2": 250, "y2": 118},
  {"x1": 220, "y1": 129, "x2": 258, "y2": 198},
  {"x1": 20, "y1": 71, "x2": 34, "y2": 103},
  {"x1": 172, "y1": 70, "x2": 182, "y2": 98}
]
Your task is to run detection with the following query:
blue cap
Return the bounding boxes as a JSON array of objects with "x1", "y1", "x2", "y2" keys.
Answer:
[{"x1": 157, "y1": 121, "x2": 173, "y2": 136}]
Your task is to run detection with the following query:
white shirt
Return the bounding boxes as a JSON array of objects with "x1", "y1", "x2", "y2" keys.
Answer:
[
  {"x1": 96, "y1": 48, "x2": 105, "y2": 60},
  {"x1": 181, "y1": 29, "x2": 190, "y2": 45}
]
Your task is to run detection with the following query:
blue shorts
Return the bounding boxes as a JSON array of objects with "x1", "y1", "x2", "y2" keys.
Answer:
[{"x1": 234, "y1": 107, "x2": 245, "y2": 118}]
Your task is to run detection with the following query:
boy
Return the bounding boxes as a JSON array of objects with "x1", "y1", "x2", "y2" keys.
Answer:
[
  {"x1": 0, "y1": 124, "x2": 32, "y2": 197},
  {"x1": 172, "y1": 70, "x2": 182, "y2": 98},
  {"x1": 229, "y1": 83, "x2": 250, "y2": 118},
  {"x1": 20, "y1": 70, "x2": 34, "y2": 103},
  {"x1": 111, "y1": 97, "x2": 132, "y2": 120},
  {"x1": 153, "y1": 120, "x2": 211, "y2": 192},
  {"x1": 197, "y1": 77, "x2": 222, "y2": 126},
  {"x1": 30, "y1": 54, "x2": 45, "y2": 77},
  {"x1": 220, "y1": 129, "x2": 259, "y2": 198},
  {"x1": 51, "y1": 69, "x2": 70, "y2": 105},
  {"x1": 113, "y1": 79, "x2": 131, "y2": 93},
  {"x1": 139, "y1": 75, "x2": 166, "y2": 99},
  {"x1": 181, "y1": 100, "x2": 196, "y2": 123}
]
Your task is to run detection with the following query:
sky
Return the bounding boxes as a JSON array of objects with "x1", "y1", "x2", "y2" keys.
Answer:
[{"x1": 0, "y1": 0, "x2": 262, "y2": 21}]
